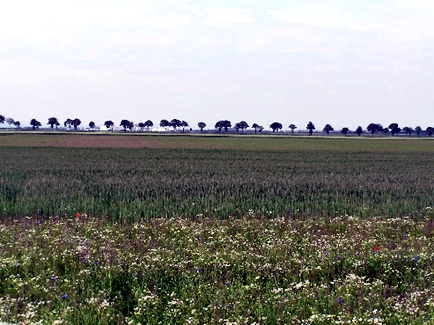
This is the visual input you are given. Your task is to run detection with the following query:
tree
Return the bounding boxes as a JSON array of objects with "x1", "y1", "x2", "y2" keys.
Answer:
[
  {"x1": 341, "y1": 127, "x2": 349, "y2": 136},
  {"x1": 215, "y1": 120, "x2": 231, "y2": 133},
  {"x1": 89, "y1": 121, "x2": 95, "y2": 130},
  {"x1": 426, "y1": 127, "x2": 434, "y2": 136},
  {"x1": 120, "y1": 119, "x2": 132, "y2": 132},
  {"x1": 388, "y1": 123, "x2": 401, "y2": 136},
  {"x1": 0, "y1": 115, "x2": 5, "y2": 124},
  {"x1": 403, "y1": 126, "x2": 413, "y2": 136},
  {"x1": 137, "y1": 122, "x2": 145, "y2": 132},
  {"x1": 355, "y1": 126, "x2": 363, "y2": 136},
  {"x1": 160, "y1": 119, "x2": 170, "y2": 129},
  {"x1": 306, "y1": 121, "x2": 315, "y2": 135},
  {"x1": 367, "y1": 123, "x2": 381, "y2": 135},
  {"x1": 170, "y1": 119, "x2": 182, "y2": 130},
  {"x1": 180, "y1": 120, "x2": 189, "y2": 133},
  {"x1": 64, "y1": 118, "x2": 73, "y2": 128},
  {"x1": 47, "y1": 117, "x2": 60, "y2": 129},
  {"x1": 415, "y1": 126, "x2": 422, "y2": 137},
  {"x1": 104, "y1": 120, "x2": 114, "y2": 131},
  {"x1": 323, "y1": 124, "x2": 334, "y2": 135},
  {"x1": 288, "y1": 124, "x2": 297, "y2": 135},
  {"x1": 252, "y1": 123, "x2": 262, "y2": 135},
  {"x1": 6, "y1": 117, "x2": 14, "y2": 125},
  {"x1": 198, "y1": 122, "x2": 206, "y2": 132},
  {"x1": 270, "y1": 122, "x2": 282, "y2": 132},
  {"x1": 144, "y1": 120, "x2": 153, "y2": 131},
  {"x1": 13, "y1": 121, "x2": 21, "y2": 128},
  {"x1": 30, "y1": 119, "x2": 41, "y2": 130},
  {"x1": 235, "y1": 121, "x2": 249, "y2": 133},
  {"x1": 72, "y1": 118, "x2": 81, "y2": 130}
]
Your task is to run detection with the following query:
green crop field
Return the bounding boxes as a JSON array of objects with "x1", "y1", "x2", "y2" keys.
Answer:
[{"x1": 1, "y1": 134, "x2": 434, "y2": 324}]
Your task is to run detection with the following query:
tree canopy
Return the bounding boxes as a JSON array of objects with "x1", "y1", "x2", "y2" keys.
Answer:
[
  {"x1": 323, "y1": 124, "x2": 334, "y2": 135},
  {"x1": 306, "y1": 121, "x2": 315, "y2": 135},
  {"x1": 48, "y1": 117, "x2": 60, "y2": 129},
  {"x1": 270, "y1": 122, "x2": 282, "y2": 132}
]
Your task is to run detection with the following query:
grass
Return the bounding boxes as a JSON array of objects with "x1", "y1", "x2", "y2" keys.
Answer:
[
  {"x1": 1, "y1": 134, "x2": 434, "y2": 324},
  {"x1": 0, "y1": 146, "x2": 433, "y2": 219},
  {"x1": 0, "y1": 132, "x2": 433, "y2": 151},
  {"x1": 1, "y1": 215, "x2": 434, "y2": 324}
]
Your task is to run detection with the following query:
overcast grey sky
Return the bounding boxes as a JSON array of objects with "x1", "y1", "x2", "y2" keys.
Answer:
[{"x1": 1, "y1": 0, "x2": 433, "y2": 130}]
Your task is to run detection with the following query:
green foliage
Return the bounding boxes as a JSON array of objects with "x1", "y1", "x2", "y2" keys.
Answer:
[
  {"x1": 0, "y1": 147, "x2": 433, "y2": 219},
  {"x1": 1, "y1": 216, "x2": 434, "y2": 324}
]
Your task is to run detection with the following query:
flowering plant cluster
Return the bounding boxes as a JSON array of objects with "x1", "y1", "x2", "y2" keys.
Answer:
[{"x1": 1, "y1": 214, "x2": 434, "y2": 324}]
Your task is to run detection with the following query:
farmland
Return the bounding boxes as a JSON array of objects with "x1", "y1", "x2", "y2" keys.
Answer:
[{"x1": 1, "y1": 134, "x2": 434, "y2": 324}]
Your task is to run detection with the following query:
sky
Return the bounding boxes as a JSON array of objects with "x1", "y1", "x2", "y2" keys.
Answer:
[{"x1": 1, "y1": 0, "x2": 433, "y2": 130}]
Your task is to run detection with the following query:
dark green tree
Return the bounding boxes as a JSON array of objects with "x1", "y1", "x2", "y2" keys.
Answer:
[
  {"x1": 13, "y1": 121, "x2": 21, "y2": 128},
  {"x1": 104, "y1": 120, "x2": 114, "y2": 131},
  {"x1": 48, "y1": 117, "x2": 60, "y2": 129},
  {"x1": 89, "y1": 121, "x2": 95, "y2": 130},
  {"x1": 367, "y1": 123, "x2": 381, "y2": 135},
  {"x1": 341, "y1": 127, "x2": 349, "y2": 136},
  {"x1": 180, "y1": 120, "x2": 189, "y2": 133},
  {"x1": 252, "y1": 123, "x2": 262, "y2": 134},
  {"x1": 215, "y1": 120, "x2": 231, "y2": 132},
  {"x1": 144, "y1": 120, "x2": 153, "y2": 130},
  {"x1": 388, "y1": 123, "x2": 401, "y2": 136},
  {"x1": 170, "y1": 119, "x2": 182, "y2": 130},
  {"x1": 30, "y1": 119, "x2": 41, "y2": 130},
  {"x1": 288, "y1": 124, "x2": 297, "y2": 135},
  {"x1": 137, "y1": 122, "x2": 145, "y2": 132},
  {"x1": 120, "y1": 119, "x2": 132, "y2": 132},
  {"x1": 160, "y1": 119, "x2": 170, "y2": 128},
  {"x1": 72, "y1": 118, "x2": 81, "y2": 130},
  {"x1": 415, "y1": 126, "x2": 422, "y2": 137},
  {"x1": 0, "y1": 115, "x2": 5, "y2": 124},
  {"x1": 323, "y1": 124, "x2": 334, "y2": 135},
  {"x1": 235, "y1": 121, "x2": 249, "y2": 133},
  {"x1": 426, "y1": 126, "x2": 434, "y2": 136},
  {"x1": 198, "y1": 122, "x2": 206, "y2": 132},
  {"x1": 6, "y1": 117, "x2": 14, "y2": 125},
  {"x1": 355, "y1": 126, "x2": 363, "y2": 136},
  {"x1": 64, "y1": 118, "x2": 73, "y2": 128},
  {"x1": 403, "y1": 126, "x2": 413, "y2": 136},
  {"x1": 306, "y1": 121, "x2": 315, "y2": 135},
  {"x1": 270, "y1": 122, "x2": 282, "y2": 132}
]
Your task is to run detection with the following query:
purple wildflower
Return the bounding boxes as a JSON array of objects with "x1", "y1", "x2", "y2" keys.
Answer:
[{"x1": 61, "y1": 294, "x2": 68, "y2": 299}]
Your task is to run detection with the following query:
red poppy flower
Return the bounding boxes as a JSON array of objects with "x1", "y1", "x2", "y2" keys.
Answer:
[
  {"x1": 75, "y1": 212, "x2": 81, "y2": 218},
  {"x1": 374, "y1": 245, "x2": 380, "y2": 252}
]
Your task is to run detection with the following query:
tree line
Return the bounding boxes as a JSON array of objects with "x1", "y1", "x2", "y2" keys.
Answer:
[{"x1": 0, "y1": 115, "x2": 433, "y2": 136}]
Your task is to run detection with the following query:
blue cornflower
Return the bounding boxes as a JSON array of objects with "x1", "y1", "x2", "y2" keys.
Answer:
[
  {"x1": 414, "y1": 256, "x2": 419, "y2": 262},
  {"x1": 336, "y1": 297, "x2": 344, "y2": 304},
  {"x1": 324, "y1": 251, "x2": 328, "y2": 256},
  {"x1": 337, "y1": 254, "x2": 341, "y2": 259},
  {"x1": 13, "y1": 262, "x2": 19, "y2": 267},
  {"x1": 61, "y1": 294, "x2": 68, "y2": 299},
  {"x1": 51, "y1": 276, "x2": 57, "y2": 282},
  {"x1": 196, "y1": 267, "x2": 203, "y2": 273}
]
